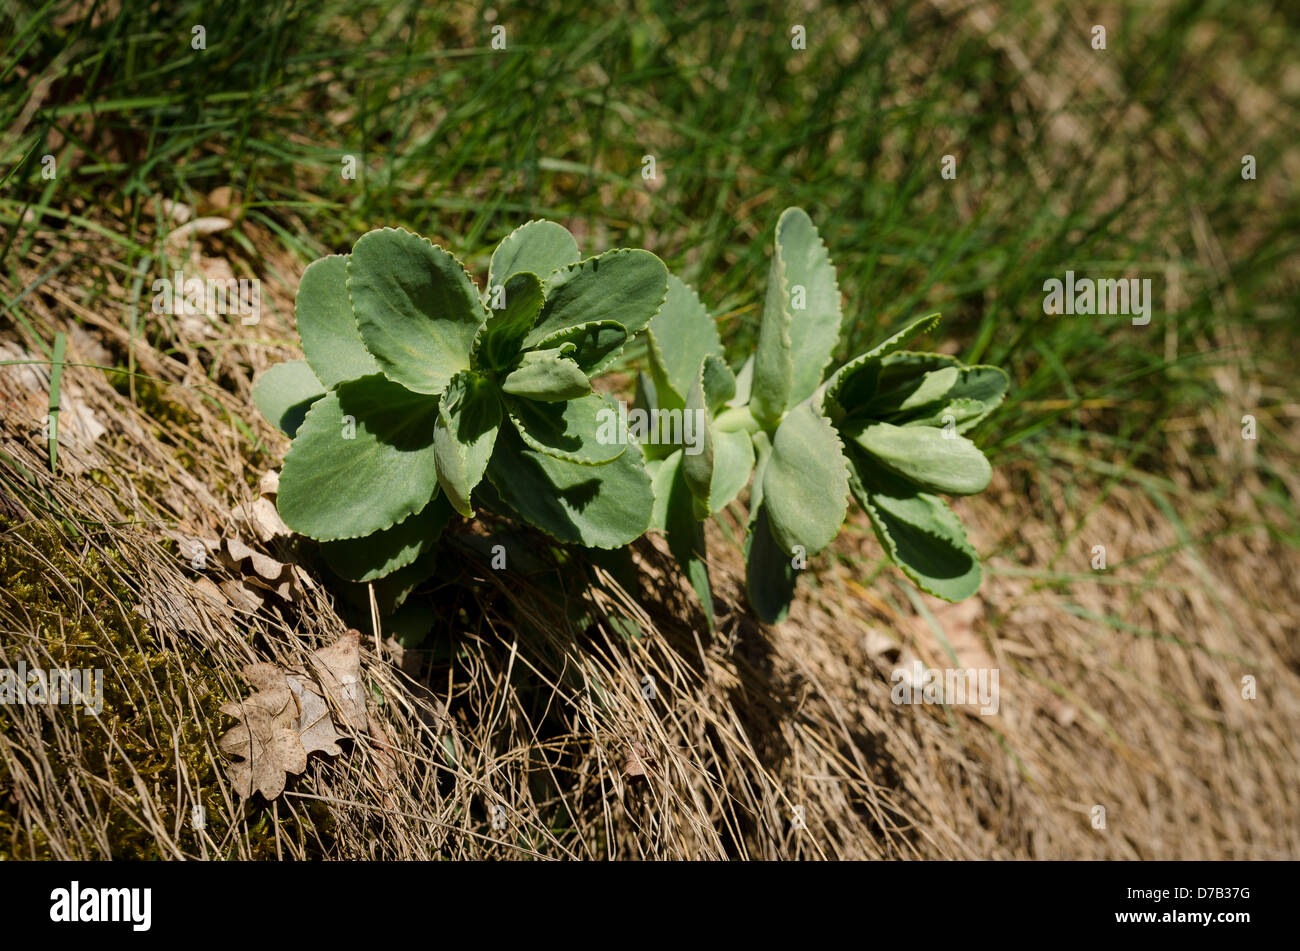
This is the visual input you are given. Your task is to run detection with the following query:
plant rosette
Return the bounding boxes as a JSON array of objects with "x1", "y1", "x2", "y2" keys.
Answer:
[
  {"x1": 641, "y1": 208, "x2": 1009, "y2": 624},
  {"x1": 253, "y1": 221, "x2": 669, "y2": 586}
]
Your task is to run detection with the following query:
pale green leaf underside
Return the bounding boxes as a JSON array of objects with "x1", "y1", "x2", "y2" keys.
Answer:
[
  {"x1": 750, "y1": 208, "x2": 842, "y2": 426},
  {"x1": 533, "y1": 319, "x2": 628, "y2": 375},
  {"x1": 501, "y1": 350, "x2": 591, "y2": 401},
  {"x1": 488, "y1": 219, "x2": 581, "y2": 290},
  {"x1": 296, "y1": 254, "x2": 379, "y2": 388},
  {"x1": 475, "y1": 270, "x2": 544, "y2": 372},
  {"x1": 851, "y1": 455, "x2": 981, "y2": 602},
  {"x1": 851, "y1": 421, "x2": 991, "y2": 496},
  {"x1": 648, "y1": 274, "x2": 722, "y2": 409},
  {"x1": 278, "y1": 375, "x2": 441, "y2": 541},
  {"x1": 253, "y1": 360, "x2": 325, "y2": 438},
  {"x1": 707, "y1": 427, "x2": 755, "y2": 513},
  {"x1": 349, "y1": 227, "x2": 483, "y2": 396},
  {"x1": 776, "y1": 208, "x2": 842, "y2": 406},
  {"x1": 763, "y1": 402, "x2": 849, "y2": 556},
  {"x1": 434, "y1": 371, "x2": 501, "y2": 517},
  {"x1": 526, "y1": 249, "x2": 668, "y2": 348}
]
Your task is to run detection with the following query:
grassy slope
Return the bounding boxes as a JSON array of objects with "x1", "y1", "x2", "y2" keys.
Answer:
[{"x1": 1, "y1": 0, "x2": 1297, "y2": 858}]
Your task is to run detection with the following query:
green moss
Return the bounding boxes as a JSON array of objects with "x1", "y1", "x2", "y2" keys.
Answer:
[{"x1": 0, "y1": 517, "x2": 325, "y2": 859}]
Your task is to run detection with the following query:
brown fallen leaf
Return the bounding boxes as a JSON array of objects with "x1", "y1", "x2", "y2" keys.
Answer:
[
  {"x1": 218, "y1": 664, "x2": 307, "y2": 800},
  {"x1": 231, "y1": 496, "x2": 291, "y2": 543},
  {"x1": 623, "y1": 741, "x2": 654, "y2": 784},
  {"x1": 308, "y1": 630, "x2": 368, "y2": 729},
  {"x1": 217, "y1": 636, "x2": 371, "y2": 800},
  {"x1": 286, "y1": 675, "x2": 345, "y2": 758}
]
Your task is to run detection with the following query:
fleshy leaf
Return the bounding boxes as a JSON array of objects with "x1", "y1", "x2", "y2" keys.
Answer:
[
  {"x1": 850, "y1": 452, "x2": 981, "y2": 602},
  {"x1": 681, "y1": 359, "x2": 753, "y2": 514},
  {"x1": 533, "y1": 319, "x2": 628, "y2": 375},
  {"x1": 743, "y1": 432, "x2": 797, "y2": 623},
  {"x1": 863, "y1": 313, "x2": 942, "y2": 360},
  {"x1": 731, "y1": 353, "x2": 755, "y2": 407},
  {"x1": 750, "y1": 208, "x2": 842, "y2": 426},
  {"x1": 253, "y1": 360, "x2": 325, "y2": 438},
  {"x1": 349, "y1": 227, "x2": 483, "y2": 395},
  {"x1": 296, "y1": 254, "x2": 379, "y2": 388},
  {"x1": 474, "y1": 270, "x2": 544, "y2": 372},
  {"x1": 507, "y1": 392, "x2": 625, "y2": 465},
  {"x1": 501, "y1": 350, "x2": 591, "y2": 402},
  {"x1": 700, "y1": 353, "x2": 736, "y2": 415},
  {"x1": 661, "y1": 452, "x2": 715, "y2": 628},
  {"x1": 762, "y1": 402, "x2": 849, "y2": 556},
  {"x1": 647, "y1": 275, "x2": 722, "y2": 409},
  {"x1": 525, "y1": 249, "x2": 668, "y2": 348},
  {"x1": 486, "y1": 426, "x2": 653, "y2": 548},
  {"x1": 434, "y1": 370, "x2": 502, "y2": 517},
  {"x1": 319, "y1": 493, "x2": 454, "y2": 582},
  {"x1": 488, "y1": 219, "x2": 581, "y2": 290},
  {"x1": 278, "y1": 375, "x2": 441, "y2": 540},
  {"x1": 850, "y1": 421, "x2": 991, "y2": 496},
  {"x1": 904, "y1": 365, "x2": 1009, "y2": 432}
]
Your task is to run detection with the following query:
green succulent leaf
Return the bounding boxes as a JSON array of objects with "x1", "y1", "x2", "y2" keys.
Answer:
[
  {"x1": 349, "y1": 227, "x2": 484, "y2": 396},
  {"x1": 745, "y1": 504, "x2": 800, "y2": 624},
  {"x1": 647, "y1": 275, "x2": 722, "y2": 409},
  {"x1": 635, "y1": 370, "x2": 659, "y2": 415},
  {"x1": 525, "y1": 249, "x2": 668, "y2": 348},
  {"x1": 253, "y1": 360, "x2": 325, "y2": 438},
  {"x1": 648, "y1": 449, "x2": 715, "y2": 626},
  {"x1": 501, "y1": 349, "x2": 591, "y2": 401},
  {"x1": 763, "y1": 401, "x2": 849, "y2": 556},
  {"x1": 474, "y1": 270, "x2": 544, "y2": 372},
  {"x1": 897, "y1": 365, "x2": 1007, "y2": 432},
  {"x1": 507, "y1": 392, "x2": 625, "y2": 465},
  {"x1": 486, "y1": 426, "x2": 653, "y2": 548},
  {"x1": 319, "y1": 492, "x2": 454, "y2": 582},
  {"x1": 862, "y1": 313, "x2": 942, "y2": 361},
  {"x1": 434, "y1": 370, "x2": 502, "y2": 517},
  {"x1": 278, "y1": 374, "x2": 441, "y2": 540},
  {"x1": 731, "y1": 353, "x2": 755, "y2": 407},
  {"x1": 295, "y1": 254, "x2": 379, "y2": 388},
  {"x1": 743, "y1": 432, "x2": 799, "y2": 623},
  {"x1": 855, "y1": 352, "x2": 957, "y2": 416},
  {"x1": 850, "y1": 421, "x2": 991, "y2": 496},
  {"x1": 850, "y1": 453, "x2": 981, "y2": 602},
  {"x1": 533, "y1": 319, "x2": 628, "y2": 375},
  {"x1": 488, "y1": 219, "x2": 581, "y2": 289},
  {"x1": 681, "y1": 359, "x2": 753, "y2": 514},
  {"x1": 750, "y1": 208, "x2": 842, "y2": 427},
  {"x1": 905, "y1": 397, "x2": 989, "y2": 431},
  {"x1": 925, "y1": 365, "x2": 1009, "y2": 431},
  {"x1": 700, "y1": 353, "x2": 736, "y2": 415},
  {"x1": 707, "y1": 428, "x2": 755, "y2": 513}
]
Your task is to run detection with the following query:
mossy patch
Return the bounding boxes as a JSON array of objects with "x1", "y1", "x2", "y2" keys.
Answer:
[{"x1": 0, "y1": 516, "x2": 331, "y2": 859}]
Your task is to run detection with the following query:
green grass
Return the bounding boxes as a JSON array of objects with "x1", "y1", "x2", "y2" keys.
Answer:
[{"x1": 3, "y1": 0, "x2": 1297, "y2": 536}]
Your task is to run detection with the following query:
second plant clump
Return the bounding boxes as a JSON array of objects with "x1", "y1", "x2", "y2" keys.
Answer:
[{"x1": 254, "y1": 209, "x2": 1008, "y2": 624}]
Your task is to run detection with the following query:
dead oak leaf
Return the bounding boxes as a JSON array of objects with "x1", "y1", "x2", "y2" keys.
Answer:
[
  {"x1": 286, "y1": 675, "x2": 344, "y2": 758},
  {"x1": 307, "y1": 630, "x2": 368, "y2": 730},
  {"x1": 218, "y1": 663, "x2": 306, "y2": 800}
]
